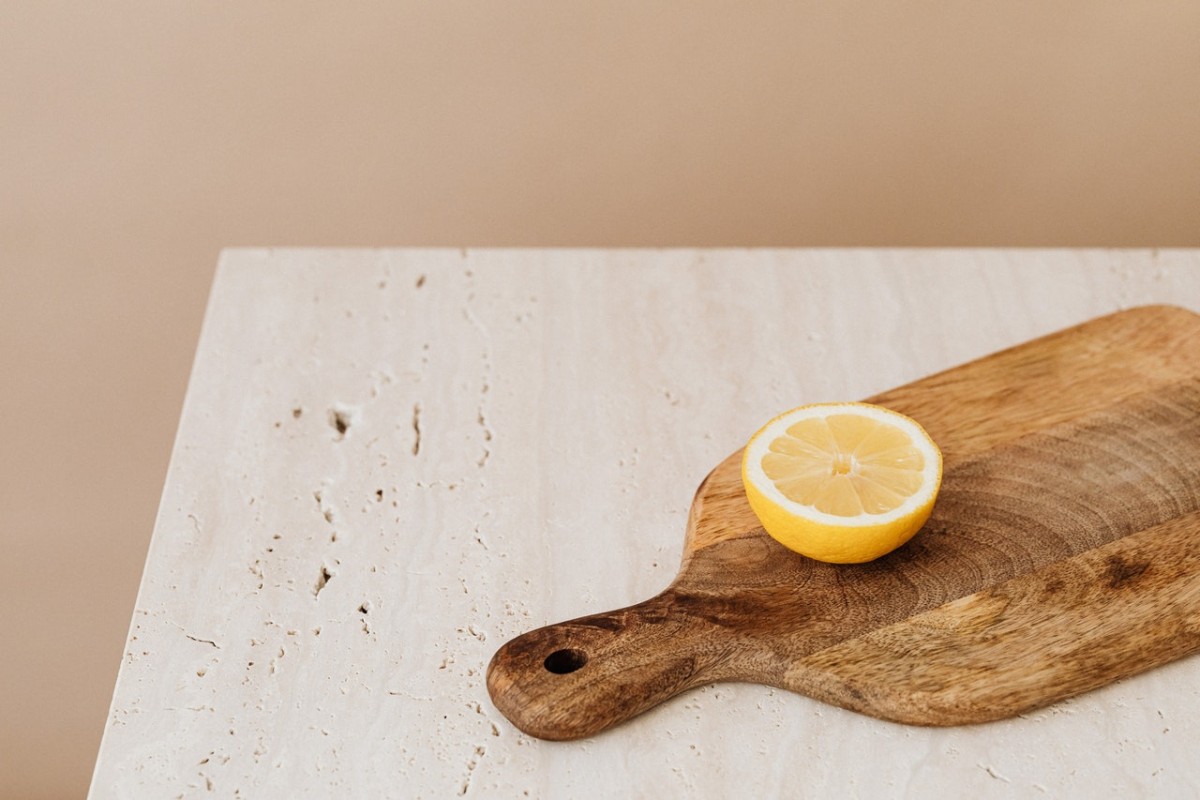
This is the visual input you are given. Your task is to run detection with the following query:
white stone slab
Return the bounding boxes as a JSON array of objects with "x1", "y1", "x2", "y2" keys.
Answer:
[{"x1": 91, "y1": 249, "x2": 1200, "y2": 798}]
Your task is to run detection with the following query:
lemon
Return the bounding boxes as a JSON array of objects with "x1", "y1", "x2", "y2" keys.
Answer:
[{"x1": 741, "y1": 402, "x2": 942, "y2": 563}]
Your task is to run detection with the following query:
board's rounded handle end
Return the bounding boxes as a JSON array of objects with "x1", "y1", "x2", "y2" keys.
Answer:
[{"x1": 486, "y1": 592, "x2": 710, "y2": 740}]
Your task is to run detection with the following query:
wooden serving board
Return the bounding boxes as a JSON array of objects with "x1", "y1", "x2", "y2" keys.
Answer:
[{"x1": 487, "y1": 306, "x2": 1200, "y2": 740}]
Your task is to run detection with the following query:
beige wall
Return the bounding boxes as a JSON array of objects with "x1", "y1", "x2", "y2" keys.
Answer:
[{"x1": 2, "y1": 3, "x2": 1198, "y2": 798}]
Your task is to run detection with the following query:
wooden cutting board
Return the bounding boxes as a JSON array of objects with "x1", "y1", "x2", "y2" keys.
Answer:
[{"x1": 487, "y1": 306, "x2": 1200, "y2": 740}]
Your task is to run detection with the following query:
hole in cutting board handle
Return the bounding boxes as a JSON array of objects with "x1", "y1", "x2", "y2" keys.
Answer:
[{"x1": 543, "y1": 648, "x2": 588, "y2": 674}]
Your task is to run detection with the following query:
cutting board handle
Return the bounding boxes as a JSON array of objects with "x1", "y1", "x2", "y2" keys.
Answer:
[{"x1": 486, "y1": 589, "x2": 723, "y2": 740}]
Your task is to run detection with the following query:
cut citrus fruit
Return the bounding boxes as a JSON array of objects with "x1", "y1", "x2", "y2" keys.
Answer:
[{"x1": 741, "y1": 402, "x2": 942, "y2": 563}]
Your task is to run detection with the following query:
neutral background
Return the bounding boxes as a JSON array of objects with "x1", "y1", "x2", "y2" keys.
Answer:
[{"x1": 2, "y1": 3, "x2": 1199, "y2": 798}]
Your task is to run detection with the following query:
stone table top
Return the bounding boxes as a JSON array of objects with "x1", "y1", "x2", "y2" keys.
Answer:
[{"x1": 91, "y1": 249, "x2": 1200, "y2": 798}]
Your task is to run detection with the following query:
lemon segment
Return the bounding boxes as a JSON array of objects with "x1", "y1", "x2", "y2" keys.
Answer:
[{"x1": 741, "y1": 403, "x2": 942, "y2": 563}]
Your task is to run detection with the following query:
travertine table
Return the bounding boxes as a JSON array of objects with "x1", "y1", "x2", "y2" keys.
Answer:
[{"x1": 91, "y1": 250, "x2": 1200, "y2": 799}]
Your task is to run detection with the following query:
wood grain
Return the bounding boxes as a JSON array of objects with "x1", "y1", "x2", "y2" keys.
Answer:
[{"x1": 488, "y1": 305, "x2": 1200, "y2": 740}]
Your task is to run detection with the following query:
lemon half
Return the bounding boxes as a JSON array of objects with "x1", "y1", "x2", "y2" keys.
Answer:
[{"x1": 741, "y1": 402, "x2": 942, "y2": 563}]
